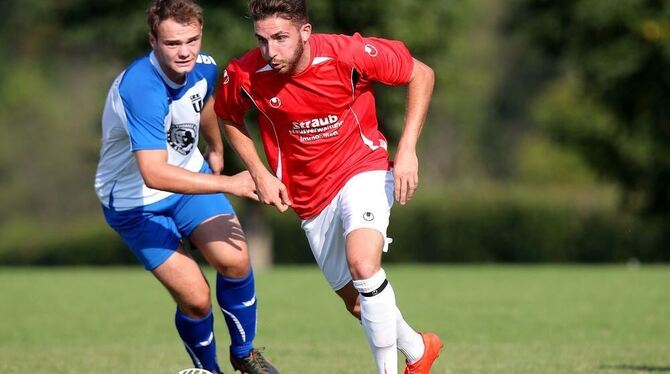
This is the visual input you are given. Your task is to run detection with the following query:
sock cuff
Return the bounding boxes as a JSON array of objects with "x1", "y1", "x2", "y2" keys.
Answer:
[
  {"x1": 352, "y1": 268, "x2": 387, "y2": 295},
  {"x1": 217, "y1": 268, "x2": 254, "y2": 286},
  {"x1": 175, "y1": 308, "x2": 213, "y2": 324},
  {"x1": 230, "y1": 341, "x2": 254, "y2": 359}
]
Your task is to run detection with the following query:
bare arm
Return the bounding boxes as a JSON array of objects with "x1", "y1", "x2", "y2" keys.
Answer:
[
  {"x1": 220, "y1": 118, "x2": 292, "y2": 212},
  {"x1": 199, "y1": 99, "x2": 224, "y2": 175},
  {"x1": 135, "y1": 149, "x2": 258, "y2": 200},
  {"x1": 393, "y1": 57, "x2": 435, "y2": 205}
]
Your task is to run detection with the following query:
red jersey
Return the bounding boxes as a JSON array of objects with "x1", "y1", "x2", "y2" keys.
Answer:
[{"x1": 214, "y1": 33, "x2": 414, "y2": 219}]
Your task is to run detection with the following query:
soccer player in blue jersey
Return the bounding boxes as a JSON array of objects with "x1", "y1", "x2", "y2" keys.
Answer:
[{"x1": 94, "y1": 1, "x2": 279, "y2": 373}]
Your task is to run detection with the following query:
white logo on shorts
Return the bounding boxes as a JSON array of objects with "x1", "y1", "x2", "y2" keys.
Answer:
[{"x1": 363, "y1": 212, "x2": 375, "y2": 221}]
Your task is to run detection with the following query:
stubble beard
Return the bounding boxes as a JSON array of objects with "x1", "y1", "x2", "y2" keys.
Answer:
[{"x1": 276, "y1": 41, "x2": 305, "y2": 75}]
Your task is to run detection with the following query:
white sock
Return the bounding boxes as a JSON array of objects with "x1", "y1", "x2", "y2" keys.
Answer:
[
  {"x1": 395, "y1": 307, "x2": 425, "y2": 364},
  {"x1": 353, "y1": 269, "x2": 398, "y2": 374}
]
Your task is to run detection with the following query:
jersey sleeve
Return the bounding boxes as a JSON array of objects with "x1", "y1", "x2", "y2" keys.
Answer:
[
  {"x1": 119, "y1": 74, "x2": 168, "y2": 151},
  {"x1": 214, "y1": 60, "x2": 252, "y2": 126},
  {"x1": 345, "y1": 33, "x2": 414, "y2": 86},
  {"x1": 196, "y1": 52, "x2": 219, "y2": 99}
]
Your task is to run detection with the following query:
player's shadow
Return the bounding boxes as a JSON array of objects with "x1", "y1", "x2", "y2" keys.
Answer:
[{"x1": 599, "y1": 364, "x2": 670, "y2": 372}]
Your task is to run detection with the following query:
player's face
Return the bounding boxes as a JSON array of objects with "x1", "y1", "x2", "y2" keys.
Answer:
[
  {"x1": 254, "y1": 15, "x2": 311, "y2": 75},
  {"x1": 150, "y1": 18, "x2": 202, "y2": 83}
]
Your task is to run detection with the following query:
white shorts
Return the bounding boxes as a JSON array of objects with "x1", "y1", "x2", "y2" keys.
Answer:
[{"x1": 301, "y1": 170, "x2": 394, "y2": 291}]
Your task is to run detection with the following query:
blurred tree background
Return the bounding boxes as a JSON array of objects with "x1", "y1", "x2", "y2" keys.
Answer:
[{"x1": 0, "y1": 0, "x2": 667, "y2": 265}]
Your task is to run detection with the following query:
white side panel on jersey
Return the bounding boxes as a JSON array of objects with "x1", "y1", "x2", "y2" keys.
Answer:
[
  {"x1": 241, "y1": 86, "x2": 284, "y2": 180},
  {"x1": 348, "y1": 105, "x2": 388, "y2": 151}
]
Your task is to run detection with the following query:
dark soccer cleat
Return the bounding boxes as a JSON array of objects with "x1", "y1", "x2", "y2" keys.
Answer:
[{"x1": 229, "y1": 348, "x2": 279, "y2": 374}]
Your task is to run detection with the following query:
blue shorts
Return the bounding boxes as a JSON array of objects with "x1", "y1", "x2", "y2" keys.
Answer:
[{"x1": 102, "y1": 183, "x2": 235, "y2": 271}]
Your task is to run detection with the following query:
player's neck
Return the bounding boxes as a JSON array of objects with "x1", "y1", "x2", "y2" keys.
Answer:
[
  {"x1": 163, "y1": 67, "x2": 187, "y2": 85},
  {"x1": 292, "y1": 41, "x2": 311, "y2": 75}
]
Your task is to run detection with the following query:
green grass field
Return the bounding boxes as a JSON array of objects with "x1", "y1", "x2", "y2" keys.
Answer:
[{"x1": 1, "y1": 265, "x2": 668, "y2": 373}]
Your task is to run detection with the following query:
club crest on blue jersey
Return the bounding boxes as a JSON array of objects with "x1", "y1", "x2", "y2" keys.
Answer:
[
  {"x1": 167, "y1": 123, "x2": 197, "y2": 155},
  {"x1": 190, "y1": 93, "x2": 204, "y2": 113}
]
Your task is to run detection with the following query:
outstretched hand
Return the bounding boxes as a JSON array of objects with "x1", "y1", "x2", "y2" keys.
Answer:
[
  {"x1": 253, "y1": 171, "x2": 292, "y2": 212},
  {"x1": 228, "y1": 170, "x2": 259, "y2": 201},
  {"x1": 393, "y1": 149, "x2": 419, "y2": 205}
]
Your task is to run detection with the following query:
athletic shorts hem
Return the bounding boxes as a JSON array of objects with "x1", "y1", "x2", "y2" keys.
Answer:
[{"x1": 332, "y1": 276, "x2": 353, "y2": 292}]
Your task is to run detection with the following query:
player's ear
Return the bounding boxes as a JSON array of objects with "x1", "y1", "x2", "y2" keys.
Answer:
[
  {"x1": 300, "y1": 23, "x2": 312, "y2": 43},
  {"x1": 149, "y1": 32, "x2": 157, "y2": 49}
]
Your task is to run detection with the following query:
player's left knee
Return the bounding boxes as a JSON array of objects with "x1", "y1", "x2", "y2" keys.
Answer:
[
  {"x1": 215, "y1": 255, "x2": 250, "y2": 278},
  {"x1": 180, "y1": 297, "x2": 212, "y2": 319}
]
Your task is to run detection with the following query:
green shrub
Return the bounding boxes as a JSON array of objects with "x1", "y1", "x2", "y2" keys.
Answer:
[
  {"x1": 268, "y1": 186, "x2": 670, "y2": 263},
  {"x1": 1, "y1": 188, "x2": 668, "y2": 265},
  {"x1": 0, "y1": 216, "x2": 133, "y2": 266},
  {"x1": 385, "y1": 192, "x2": 669, "y2": 263}
]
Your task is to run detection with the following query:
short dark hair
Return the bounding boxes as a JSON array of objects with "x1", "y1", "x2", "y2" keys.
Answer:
[
  {"x1": 248, "y1": 0, "x2": 308, "y2": 24},
  {"x1": 146, "y1": 0, "x2": 203, "y2": 36}
]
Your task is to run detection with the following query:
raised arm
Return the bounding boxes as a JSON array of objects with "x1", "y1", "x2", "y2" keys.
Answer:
[
  {"x1": 393, "y1": 57, "x2": 435, "y2": 205},
  {"x1": 220, "y1": 118, "x2": 292, "y2": 212}
]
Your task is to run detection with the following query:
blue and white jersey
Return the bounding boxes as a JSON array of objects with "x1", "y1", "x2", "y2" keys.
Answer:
[{"x1": 95, "y1": 51, "x2": 218, "y2": 210}]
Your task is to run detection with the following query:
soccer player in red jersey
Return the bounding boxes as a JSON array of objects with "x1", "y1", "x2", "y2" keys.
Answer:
[{"x1": 214, "y1": 0, "x2": 442, "y2": 372}]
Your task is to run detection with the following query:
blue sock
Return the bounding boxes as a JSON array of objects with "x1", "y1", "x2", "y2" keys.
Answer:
[
  {"x1": 216, "y1": 270, "x2": 257, "y2": 359},
  {"x1": 175, "y1": 308, "x2": 221, "y2": 373}
]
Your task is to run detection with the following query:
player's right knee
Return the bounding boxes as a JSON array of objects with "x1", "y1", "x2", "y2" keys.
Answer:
[{"x1": 349, "y1": 261, "x2": 380, "y2": 280}]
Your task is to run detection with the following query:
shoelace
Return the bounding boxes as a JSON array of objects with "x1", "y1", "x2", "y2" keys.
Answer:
[
  {"x1": 239, "y1": 348, "x2": 271, "y2": 371},
  {"x1": 249, "y1": 349, "x2": 271, "y2": 370}
]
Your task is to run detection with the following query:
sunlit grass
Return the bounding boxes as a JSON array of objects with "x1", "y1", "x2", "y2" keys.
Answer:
[{"x1": 0, "y1": 265, "x2": 668, "y2": 373}]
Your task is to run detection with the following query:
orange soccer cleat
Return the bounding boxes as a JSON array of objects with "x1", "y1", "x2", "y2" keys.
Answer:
[{"x1": 403, "y1": 332, "x2": 444, "y2": 374}]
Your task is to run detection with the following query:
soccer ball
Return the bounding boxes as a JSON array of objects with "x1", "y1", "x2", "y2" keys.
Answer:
[{"x1": 176, "y1": 369, "x2": 213, "y2": 374}]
